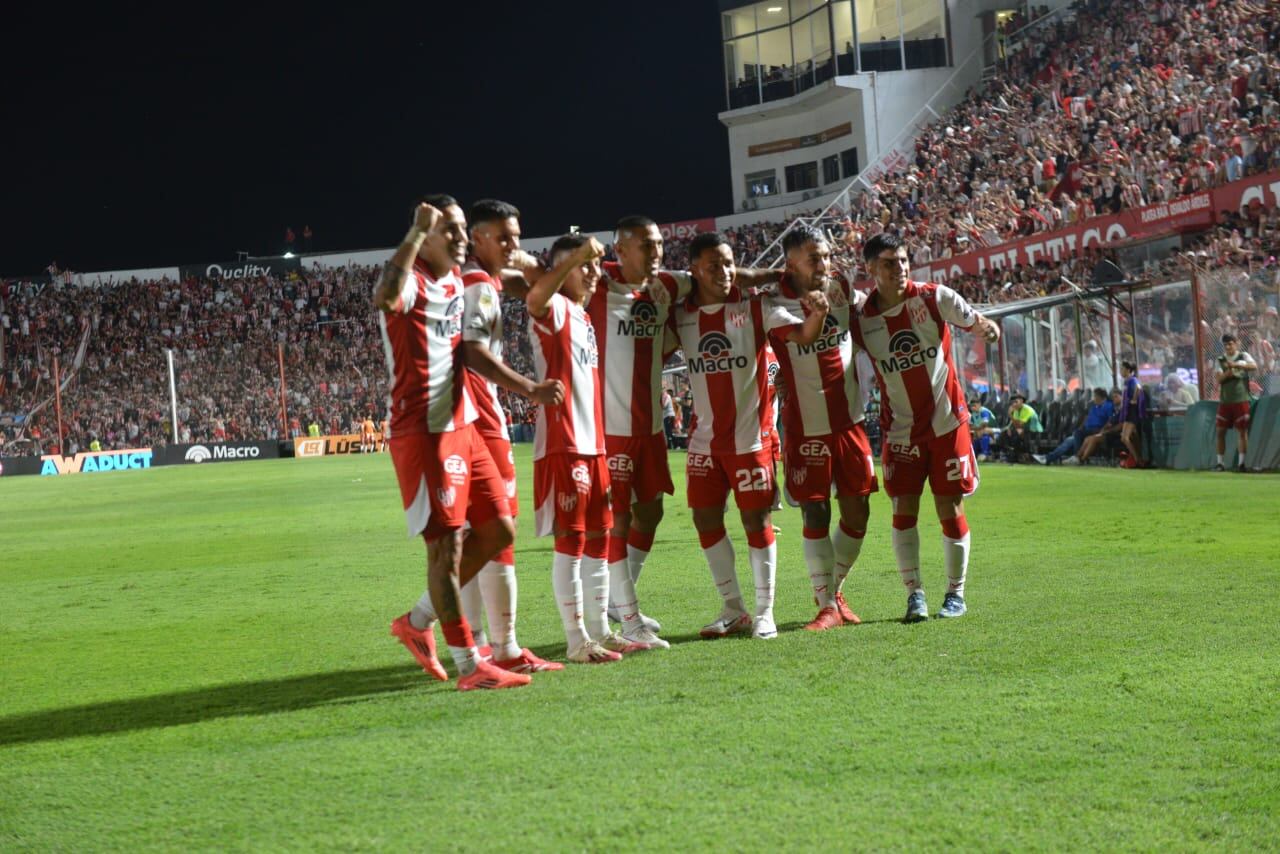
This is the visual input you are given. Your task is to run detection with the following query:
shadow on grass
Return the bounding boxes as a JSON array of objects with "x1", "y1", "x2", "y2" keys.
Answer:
[{"x1": 0, "y1": 664, "x2": 442, "y2": 747}]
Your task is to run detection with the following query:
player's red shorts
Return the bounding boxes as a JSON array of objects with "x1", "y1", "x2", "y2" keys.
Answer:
[
  {"x1": 533, "y1": 453, "x2": 613, "y2": 537},
  {"x1": 770, "y1": 429, "x2": 781, "y2": 462},
  {"x1": 1216, "y1": 401, "x2": 1250, "y2": 430},
  {"x1": 605, "y1": 431, "x2": 674, "y2": 512},
  {"x1": 784, "y1": 423, "x2": 879, "y2": 504},
  {"x1": 388, "y1": 424, "x2": 510, "y2": 540},
  {"x1": 686, "y1": 447, "x2": 777, "y2": 511},
  {"x1": 881, "y1": 424, "x2": 979, "y2": 499},
  {"x1": 480, "y1": 433, "x2": 518, "y2": 516}
]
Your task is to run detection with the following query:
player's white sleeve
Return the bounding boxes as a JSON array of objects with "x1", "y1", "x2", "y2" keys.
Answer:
[
  {"x1": 663, "y1": 270, "x2": 693, "y2": 302},
  {"x1": 461, "y1": 281, "x2": 497, "y2": 344},
  {"x1": 532, "y1": 291, "x2": 567, "y2": 335},
  {"x1": 386, "y1": 269, "x2": 420, "y2": 314},
  {"x1": 764, "y1": 295, "x2": 804, "y2": 332},
  {"x1": 935, "y1": 284, "x2": 978, "y2": 329}
]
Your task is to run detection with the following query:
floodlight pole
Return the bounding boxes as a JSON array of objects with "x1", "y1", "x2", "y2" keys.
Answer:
[
  {"x1": 277, "y1": 342, "x2": 289, "y2": 440},
  {"x1": 166, "y1": 349, "x2": 179, "y2": 443},
  {"x1": 53, "y1": 354, "x2": 65, "y2": 453}
]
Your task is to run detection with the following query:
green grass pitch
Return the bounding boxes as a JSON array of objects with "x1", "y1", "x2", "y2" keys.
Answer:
[{"x1": 2, "y1": 447, "x2": 1278, "y2": 850}]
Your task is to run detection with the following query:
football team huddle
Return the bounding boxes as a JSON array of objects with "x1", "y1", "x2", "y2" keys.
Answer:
[{"x1": 375, "y1": 196, "x2": 1001, "y2": 691}]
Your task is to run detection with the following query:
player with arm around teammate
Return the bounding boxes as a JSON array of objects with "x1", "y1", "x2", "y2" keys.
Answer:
[
  {"x1": 376, "y1": 196, "x2": 544, "y2": 691},
  {"x1": 675, "y1": 232, "x2": 781, "y2": 640},
  {"x1": 852, "y1": 232, "x2": 1000, "y2": 623},
  {"x1": 527, "y1": 234, "x2": 665, "y2": 663},
  {"x1": 592, "y1": 216, "x2": 781, "y2": 634},
  {"x1": 765, "y1": 224, "x2": 877, "y2": 632}
]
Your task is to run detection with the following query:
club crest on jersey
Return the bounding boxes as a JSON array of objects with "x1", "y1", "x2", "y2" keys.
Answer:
[
  {"x1": 909, "y1": 299, "x2": 929, "y2": 327},
  {"x1": 688, "y1": 331, "x2": 748, "y2": 374},
  {"x1": 795, "y1": 314, "x2": 848, "y2": 357},
  {"x1": 647, "y1": 280, "x2": 671, "y2": 305},
  {"x1": 826, "y1": 284, "x2": 849, "y2": 309},
  {"x1": 434, "y1": 296, "x2": 464, "y2": 338},
  {"x1": 557, "y1": 492, "x2": 579, "y2": 512},
  {"x1": 728, "y1": 309, "x2": 747, "y2": 329},
  {"x1": 436, "y1": 487, "x2": 457, "y2": 508},
  {"x1": 578, "y1": 323, "x2": 600, "y2": 368},
  {"x1": 617, "y1": 300, "x2": 663, "y2": 338},
  {"x1": 879, "y1": 329, "x2": 938, "y2": 374},
  {"x1": 789, "y1": 466, "x2": 807, "y2": 485}
]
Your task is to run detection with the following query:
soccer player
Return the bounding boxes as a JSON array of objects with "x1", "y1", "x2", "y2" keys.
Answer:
[
  {"x1": 376, "y1": 196, "x2": 559, "y2": 691},
  {"x1": 455, "y1": 198, "x2": 564, "y2": 673},
  {"x1": 528, "y1": 234, "x2": 665, "y2": 662},
  {"x1": 852, "y1": 232, "x2": 1000, "y2": 622},
  {"x1": 360, "y1": 414, "x2": 377, "y2": 453},
  {"x1": 765, "y1": 225, "x2": 876, "y2": 631},
  {"x1": 674, "y1": 232, "x2": 779, "y2": 640},
  {"x1": 1213, "y1": 333, "x2": 1256, "y2": 472},
  {"x1": 592, "y1": 216, "x2": 778, "y2": 632}
]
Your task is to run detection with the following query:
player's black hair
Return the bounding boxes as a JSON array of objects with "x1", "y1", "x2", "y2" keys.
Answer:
[
  {"x1": 862, "y1": 231, "x2": 905, "y2": 262},
  {"x1": 1120, "y1": 360, "x2": 1136, "y2": 373},
  {"x1": 550, "y1": 233, "x2": 589, "y2": 264},
  {"x1": 469, "y1": 199, "x2": 521, "y2": 228},
  {"x1": 1221, "y1": 333, "x2": 1237, "y2": 344},
  {"x1": 615, "y1": 215, "x2": 656, "y2": 233},
  {"x1": 689, "y1": 231, "x2": 731, "y2": 261},
  {"x1": 1093, "y1": 387, "x2": 1108, "y2": 400},
  {"x1": 782, "y1": 224, "x2": 826, "y2": 254},
  {"x1": 415, "y1": 194, "x2": 458, "y2": 219}
]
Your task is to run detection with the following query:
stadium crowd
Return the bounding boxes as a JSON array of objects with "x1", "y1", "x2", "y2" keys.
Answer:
[
  {"x1": 840, "y1": 0, "x2": 1280, "y2": 265},
  {"x1": 5, "y1": 0, "x2": 1280, "y2": 456}
]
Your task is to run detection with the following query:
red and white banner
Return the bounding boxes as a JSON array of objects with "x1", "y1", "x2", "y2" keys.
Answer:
[
  {"x1": 658, "y1": 218, "x2": 716, "y2": 242},
  {"x1": 915, "y1": 170, "x2": 1280, "y2": 282}
]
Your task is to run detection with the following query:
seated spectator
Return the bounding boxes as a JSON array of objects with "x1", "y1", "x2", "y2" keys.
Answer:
[
  {"x1": 995, "y1": 391, "x2": 1042, "y2": 462},
  {"x1": 1033, "y1": 387, "x2": 1113, "y2": 465},
  {"x1": 1077, "y1": 388, "x2": 1126, "y2": 464},
  {"x1": 967, "y1": 396, "x2": 1000, "y2": 461}
]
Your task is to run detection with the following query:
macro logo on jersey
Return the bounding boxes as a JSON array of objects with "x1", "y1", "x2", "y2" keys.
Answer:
[
  {"x1": 434, "y1": 297, "x2": 464, "y2": 338},
  {"x1": 795, "y1": 313, "x2": 848, "y2": 357},
  {"x1": 578, "y1": 323, "x2": 600, "y2": 368},
  {"x1": 767, "y1": 359, "x2": 780, "y2": 387},
  {"x1": 880, "y1": 329, "x2": 938, "y2": 374},
  {"x1": 688, "y1": 331, "x2": 748, "y2": 374},
  {"x1": 616, "y1": 301, "x2": 662, "y2": 338}
]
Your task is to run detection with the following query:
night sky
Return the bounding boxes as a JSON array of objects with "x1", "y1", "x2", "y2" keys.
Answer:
[{"x1": 4, "y1": 2, "x2": 731, "y2": 276}]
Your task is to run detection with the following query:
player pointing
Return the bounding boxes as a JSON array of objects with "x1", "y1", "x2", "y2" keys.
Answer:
[{"x1": 851, "y1": 233, "x2": 1000, "y2": 623}]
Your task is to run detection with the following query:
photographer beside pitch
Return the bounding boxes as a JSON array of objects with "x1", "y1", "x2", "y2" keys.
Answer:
[{"x1": 851, "y1": 233, "x2": 1000, "y2": 622}]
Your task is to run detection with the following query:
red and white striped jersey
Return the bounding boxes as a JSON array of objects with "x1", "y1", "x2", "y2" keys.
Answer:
[
  {"x1": 529, "y1": 292, "x2": 605, "y2": 459},
  {"x1": 378, "y1": 261, "x2": 477, "y2": 436},
  {"x1": 673, "y1": 290, "x2": 773, "y2": 456},
  {"x1": 765, "y1": 272, "x2": 867, "y2": 438},
  {"x1": 850, "y1": 281, "x2": 976, "y2": 446},
  {"x1": 459, "y1": 261, "x2": 509, "y2": 441},
  {"x1": 587, "y1": 261, "x2": 693, "y2": 438}
]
